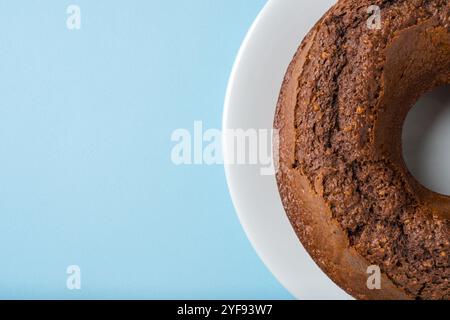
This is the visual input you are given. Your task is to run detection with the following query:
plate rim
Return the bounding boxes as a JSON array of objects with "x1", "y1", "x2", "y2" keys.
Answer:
[
  {"x1": 222, "y1": 0, "x2": 351, "y2": 300},
  {"x1": 222, "y1": 0, "x2": 287, "y2": 296}
]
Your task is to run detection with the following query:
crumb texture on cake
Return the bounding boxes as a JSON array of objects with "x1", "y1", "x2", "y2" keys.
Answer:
[{"x1": 275, "y1": 0, "x2": 450, "y2": 300}]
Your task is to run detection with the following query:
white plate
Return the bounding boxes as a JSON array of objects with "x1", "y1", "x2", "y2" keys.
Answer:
[
  {"x1": 222, "y1": 0, "x2": 351, "y2": 300},
  {"x1": 223, "y1": 0, "x2": 450, "y2": 300}
]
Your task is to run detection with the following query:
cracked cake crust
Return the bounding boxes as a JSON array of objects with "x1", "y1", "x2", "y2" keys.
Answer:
[{"x1": 275, "y1": 0, "x2": 450, "y2": 300}]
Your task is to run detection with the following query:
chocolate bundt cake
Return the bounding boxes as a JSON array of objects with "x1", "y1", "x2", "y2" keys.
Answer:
[{"x1": 275, "y1": 0, "x2": 449, "y2": 299}]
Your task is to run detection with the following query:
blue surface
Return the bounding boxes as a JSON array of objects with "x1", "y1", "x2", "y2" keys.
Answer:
[{"x1": 0, "y1": 0, "x2": 292, "y2": 299}]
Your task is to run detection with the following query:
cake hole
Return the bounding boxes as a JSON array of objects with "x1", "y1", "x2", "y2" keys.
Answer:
[{"x1": 403, "y1": 85, "x2": 450, "y2": 196}]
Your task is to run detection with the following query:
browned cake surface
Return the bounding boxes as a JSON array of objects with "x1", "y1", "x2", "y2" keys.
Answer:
[{"x1": 275, "y1": 0, "x2": 450, "y2": 299}]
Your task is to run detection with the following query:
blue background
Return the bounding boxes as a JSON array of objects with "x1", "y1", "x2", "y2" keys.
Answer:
[{"x1": 0, "y1": 0, "x2": 292, "y2": 299}]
